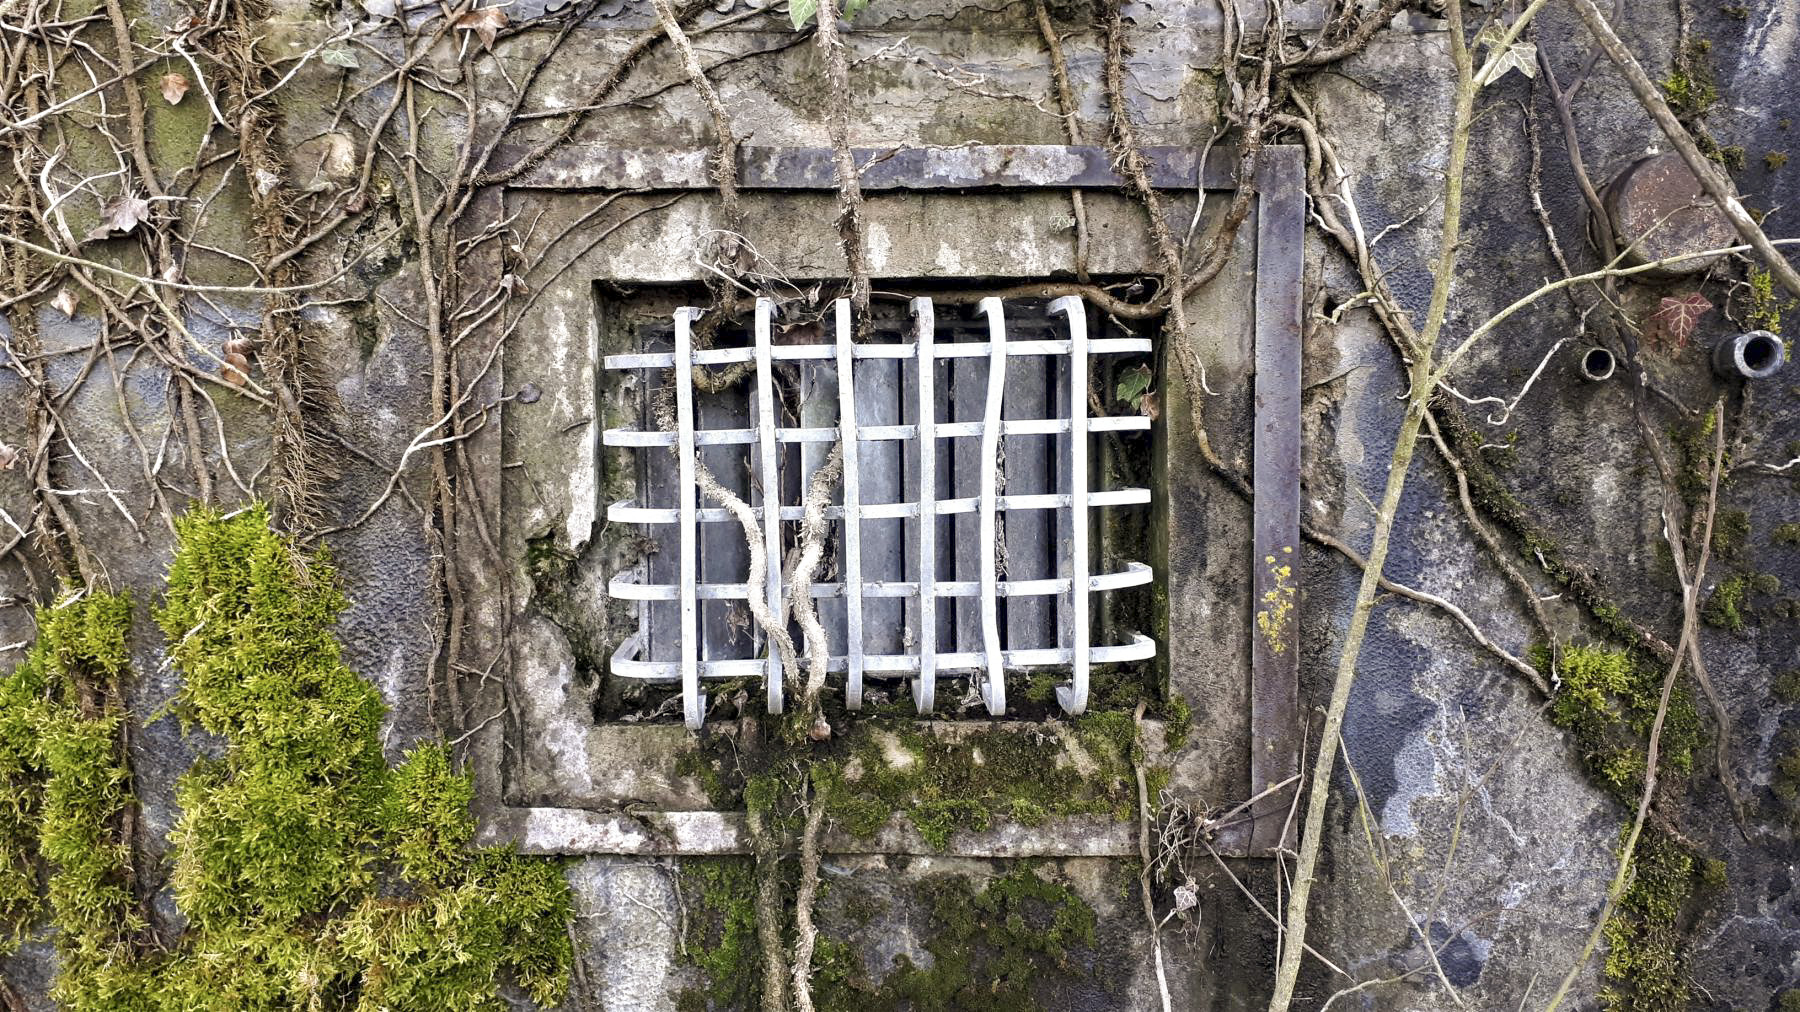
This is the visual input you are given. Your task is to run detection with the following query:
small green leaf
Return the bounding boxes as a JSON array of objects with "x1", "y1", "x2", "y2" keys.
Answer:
[
  {"x1": 1115, "y1": 363, "x2": 1153, "y2": 408},
  {"x1": 790, "y1": 0, "x2": 819, "y2": 28}
]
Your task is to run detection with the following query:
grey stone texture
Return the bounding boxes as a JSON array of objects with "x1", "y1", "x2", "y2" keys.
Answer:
[{"x1": 3, "y1": 0, "x2": 1799, "y2": 1009}]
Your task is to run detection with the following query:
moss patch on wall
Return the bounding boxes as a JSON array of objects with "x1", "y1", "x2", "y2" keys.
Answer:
[
  {"x1": 0, "y1": 505, "x2": 574, "y2": 1011},
  {"x1": 677, "y1": 860, "x2": 1104, "y2": 1012},
  {"x1": 1544, "y1": 644, "x2": 1703, "y2": 799}
]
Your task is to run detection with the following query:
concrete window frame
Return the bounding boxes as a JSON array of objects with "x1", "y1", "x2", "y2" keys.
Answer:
[{"x1": 475, "y1": 144, "x2": 1305, "y2": 860}]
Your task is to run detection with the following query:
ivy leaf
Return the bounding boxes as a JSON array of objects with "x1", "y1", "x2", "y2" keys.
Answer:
[
  {"x1": 1115, "y1": 363, "x2": 1153, "y2": 410},
  {"x1": 159, "y1": 72, "x2": 189, "y2": 105},
  {"x1": 1649, "y1": 292, "x2": 1713, "y2": 348},
  {"x1": 320, "y1": 46, "x2": 360, "y2": 70},
  {"x1": 454, "y1": 7, "x2": 508, "y2": 49},
  {"x1": 85, "y1": 194, "x2": 151, "y2": 242},
  {"x1": 1475, "y1": 22, "x2": 1536, "y2": 86}
]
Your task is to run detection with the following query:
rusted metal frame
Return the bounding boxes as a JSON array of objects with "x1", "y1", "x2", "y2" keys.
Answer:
[{"x1": 1246, "y1": 145, "x2": 1305, "y2": 857}]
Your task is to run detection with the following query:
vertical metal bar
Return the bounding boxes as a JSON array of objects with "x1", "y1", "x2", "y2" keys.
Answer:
[
  {"x1": 1249, "y1": 145, "x2": 1305, "y2": 854},
  {"x1": 975, "y1": 297, "x2": 1007, "y2": 716},
  {"x1": 1050, "y1": 296, "x2": 1089, "y2": 715},
  {"x1": 911, "y1": 297, "x2": 936, "y2": 714},
  {"x1": 835, "y1": 299, "x2": 865, "y2": 709},
  {"x1": 674, "y1": 307, "x2": 704, "y2": 729},
  {"x1": 754, "y1": 298, "x2": 784, "y2": 715}
]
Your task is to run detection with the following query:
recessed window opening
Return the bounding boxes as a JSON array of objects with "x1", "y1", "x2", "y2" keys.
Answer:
[{"x1": 602, "y1": 291, "x2": 1158, "y2": 729}]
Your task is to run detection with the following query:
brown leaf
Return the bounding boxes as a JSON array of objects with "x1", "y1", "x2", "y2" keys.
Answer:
[
  {"x1": 499, "y1": 273, "x2": 528, "y2": 297},
  {"x1": 222, "y1": 351, "x2": 250, "y2": 386},
  {"x1": 51, "y1": 287, "x2": 78, "y2": 318},
  {"x1": 222, "y1": 337, "x2": 255, "y2": 357},
  {"x1": 159, "y1": 72, "x2": 189, "y2": 105},
  {"x1": 85, "y1": 194, "x2": 152, "y2": 242},
  {"x1": 1649, "y1": 292, "x2": 1713, "y2": 349},
  {"x1": 0, "y1": 443, "x2": 17, "y2": 471},
  {"x1": 1138, "y1": 389, "x2": 1161, "y2": 422},
  {"x1": 453, "y1": 7, "x2": 508, "y2": 49}
]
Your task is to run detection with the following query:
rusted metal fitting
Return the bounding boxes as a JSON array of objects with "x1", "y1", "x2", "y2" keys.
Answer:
[
  {"x1": 1597, "y1": 152, "x2": 1736, "y2": 279},
  {"x1": 1577, "y1": 346, "x2": 1616, "y2": 382},
  {"x1": 1712, "y1": 330, "x2": 1786, "y2": 380}
]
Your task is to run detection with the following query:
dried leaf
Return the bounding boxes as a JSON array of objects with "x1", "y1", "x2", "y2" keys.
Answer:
[
  {"x1": 159, "y1": 72, "x2": 190, "y2": 105},
  {"x1": 1138, "y1": 390, "x2": 1160, "y2": 422},
  {"x1": 52, "y1": 287, "x2": 77, "y2": 318},
  {"x1": 453, "y1": 7, "x2": 508, "y2": 49},
  {"x1": 222, "y1": 351, "x2": 250, "y2": 386},
  {"x1": 253, "y1": 167, "x2": 281, "y2": 196},
  {"x1": 320, "y1": 46, "x2": 360, "y2": 70},
  {"x1": 499, "y1": 273, "x2": 529, "y2": 297},
  {"x1": 1649, "y1": 292, "x2": 1713, "y2": 348},
  {"x1": 85, "y1": 194, "x2": 152, "y2": 242},
  {"x1": 0, "y1": 443, "x2": 17, "y2": 471}
]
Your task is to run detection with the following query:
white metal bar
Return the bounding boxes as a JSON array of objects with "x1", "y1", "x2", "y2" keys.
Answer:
[
  {"x1": 754, "y1": 298, "x2": 784, "y2": 714},
  {"x1": 912, "y1": 296, "x2": 936, "y2": 714},
  {"x1": 835, "y1": 300, "x2": 866, "y2": 709},
  {"x1": 976, "y1": 297, "x2": 1006, "y2": 715},
  {"x1": 608, "y1": 560, "x2": 1153, "y2": 602},
  {"x1": 1051, "y1": 296, "x2": 1089, "y2": 715},
  {"x1": 673, "y1": 307, "x2": 704, "y2": 729},
  {"x1": 607, "y1": 487, "x2": 1152, "y2": 525},
  {"x1": 602, "y1": 415, "x2": 1150, "y2": 448},
  {"x1": 609, "y1": 632, "x2": 1159, "y2": 681},
  {"x1": 603, "y1": 337, "x2": 1152, "y2": 370}
]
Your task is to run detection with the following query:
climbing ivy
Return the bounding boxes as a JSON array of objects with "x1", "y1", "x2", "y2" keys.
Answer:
[{"x1": 0, "y1": 504, "x2": 574, "y2": 1011}]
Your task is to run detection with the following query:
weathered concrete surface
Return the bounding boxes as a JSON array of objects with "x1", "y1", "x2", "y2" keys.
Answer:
[{"x1": 5, "y1": 0, "x2": 1800, "y2": 1009}]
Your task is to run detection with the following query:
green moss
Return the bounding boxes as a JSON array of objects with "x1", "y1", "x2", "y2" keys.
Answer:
[
  {"x1": 1768, "y1": 151, "x2": 1790, "y2": 171},
  {"x1": 0, "y1": 591, "x2": 141, "y2": 1000},
  {"x1": 1717, "y1": 145, "x2": 1747, "y2": 171},
  {"x1": 1781, "y1": 988, "x2": 1800, "y2": 1012},
  {"x1": 1600, "y1": 830, "x2": 1704, "y2": 1011},
  {"x1": 811, "y1": 864, "x2": 1100, "y2": 1012},
  {"x1": 1702, "y1": 574, "x2": 1749, "y2": 630},
  {"x1": 1661, "y1": 50, "x2": 1719, "y2": 121},
  {"x1": 1710, "y1": 509, "x2": 1749, "y2": 559},
  {"x1": 675, "y1": 857, "x2": 762, "y2": 1011},
  {"x1": 1, "y1": 505, "x2": 573, "y2": 1010},
  {"x1": 1774, "y1": 523, "x2": 1800, "y2": 546},
  {"x1": 1161, "y1": 695, "x2": 1192, "y2": 750},
  {"x1": 1543, "y1": 644, "x2": 1703, "y2": 800},
  {"x1": 1775, "y1": 670, "x2": 1800, "y2": 704},
  {"x1": 816, "y1": 714, "x2": 1148, "y2": 850},
  {"x1": 1746, "y1": 266, "x2": 1794, "y2": 334}
]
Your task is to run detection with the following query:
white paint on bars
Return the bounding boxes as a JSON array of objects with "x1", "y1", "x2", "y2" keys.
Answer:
[{"x1": 610, "y1": 296, "x2": 1155, "y2": 727}]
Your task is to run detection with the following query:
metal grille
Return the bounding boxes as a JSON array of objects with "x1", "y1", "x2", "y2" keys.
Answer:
[{"x1": 603, "y1": 295, "x2": 1156, "y2": 728}]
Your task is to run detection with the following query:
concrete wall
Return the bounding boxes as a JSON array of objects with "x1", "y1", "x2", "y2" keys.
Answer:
[{"x1": 2, "y1": 0, "x2": 1798, "y2": 1009}]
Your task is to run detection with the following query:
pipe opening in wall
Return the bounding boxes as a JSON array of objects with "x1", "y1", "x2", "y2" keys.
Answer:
[
  {"x1": 1713, "y1": 329, "x2": 1787, "y2": 380},
  {"x1": 1579, "y1": 346, "x2": 1615, "y2": 382},
  {"x1": 1743, "y1": 333, "x2": 1780, "y2": 371}
]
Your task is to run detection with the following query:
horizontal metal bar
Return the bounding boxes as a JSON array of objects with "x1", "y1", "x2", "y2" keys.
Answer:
[
  {"x1": 610, "y1": 561, "x2": 1153, "y2": 601},
  {"x1": 603, "y1": 415, "x2": 1150, "y2": 447},
  {"x1": 518, "y1": 143, "x2": 1243, "y2": 193},
  {"x1": 606, "y1": 488, "x2": 1150, "y2": 524},
  {"x1": 609, "y1": 632, "x2": 1158, "y2": 681},
  {"x1": 604, "y1": 337, "x2": 1151, "y2": 370}
]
